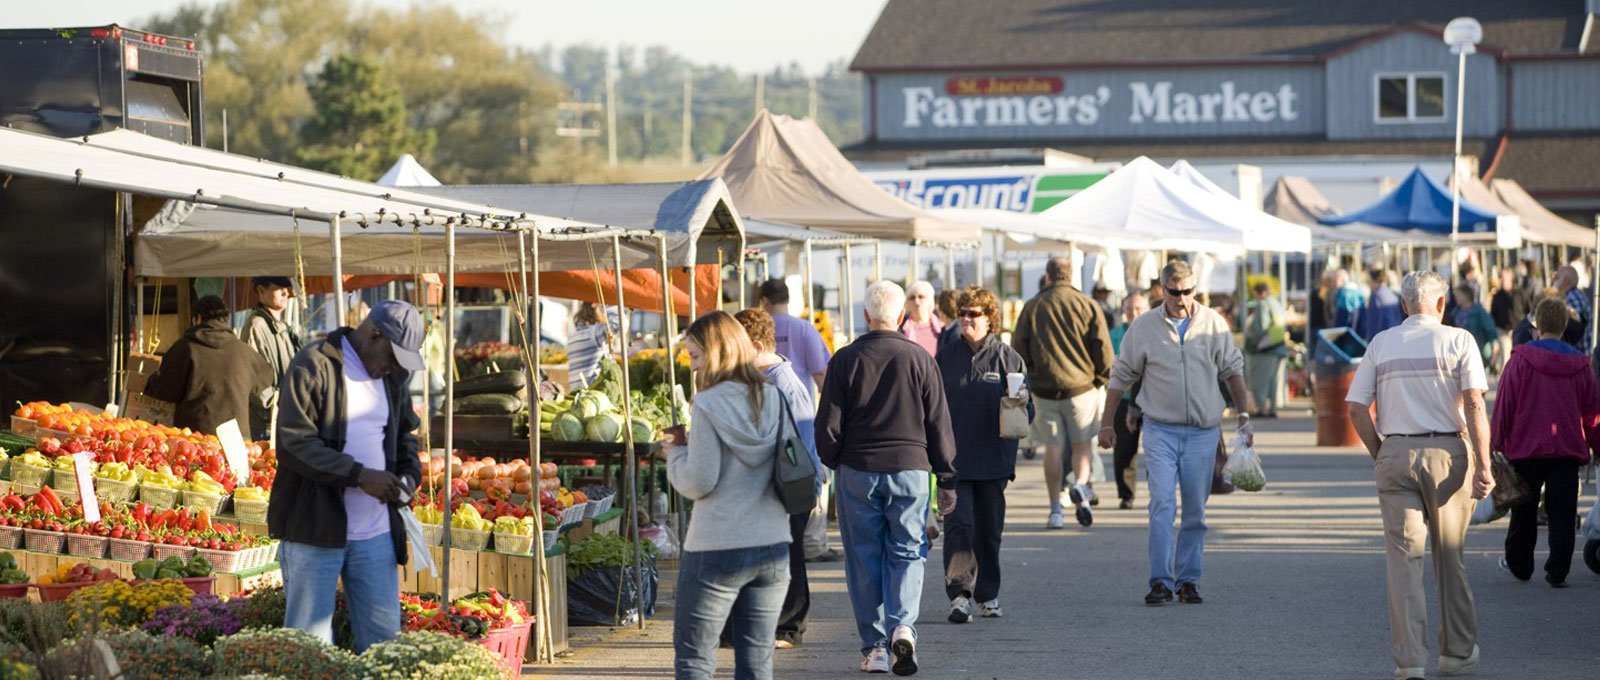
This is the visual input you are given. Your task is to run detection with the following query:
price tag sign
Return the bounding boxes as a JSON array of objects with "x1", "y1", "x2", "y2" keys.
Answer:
[
  {"x1": 73, "y1": 452, "x2": 100, "y2": 524},
  {"x1": 215, "y1": 420, "x2": 253, "y2": 488}
]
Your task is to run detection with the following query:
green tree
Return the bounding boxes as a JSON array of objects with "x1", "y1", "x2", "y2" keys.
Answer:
[{"x1": 294, "y1": 53, "x2": 433, "y2": 178}]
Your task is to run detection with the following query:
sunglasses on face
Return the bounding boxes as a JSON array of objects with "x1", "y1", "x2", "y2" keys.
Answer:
[
  {"x1": 1164, "y1": 286, "x2": 1196, "y2": 297},
  {"x1": 958, "y1": 309, "x2": 986, "y2": 319}
]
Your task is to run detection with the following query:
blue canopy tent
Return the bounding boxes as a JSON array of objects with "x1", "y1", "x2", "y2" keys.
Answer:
[{"x1": 1317, "y1": 167, "x2": 1518, "y2": 248}]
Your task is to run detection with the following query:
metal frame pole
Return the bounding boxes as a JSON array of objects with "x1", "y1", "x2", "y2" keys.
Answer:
[
  {"x1": 330, "y1": 214, "x2": 347, "y2": 326},
  {"x1": 658, "y1": 235, "x2": 688, "y2": 546},
  {"x1": 611, "y1": 234, "x2": 645, "y2": 629},
  {"x1": 874, "y1": 242, "x2": 883, "y2": 282},
  {"x1": 945, "y1": 247, "x2": 955, "y2": 290},
  {"x1": 843, "y1": 244, "x2": 855, "y2": 340},
  {"x1": 1450, "y1": 48, "x2": 1468, "y2": 286},
  {"x1": 909, "y1": 244, "x2": 919, "y2": 285},
  {"x1": 441, "y1": 219, "x2": 456, "y2": 599},
  {"x1": 804, "y1": 240, "x2": 815, "y2": 317},
  {"x1": 1591, "y1": 217, "x2": 1600, "y2": 351}
]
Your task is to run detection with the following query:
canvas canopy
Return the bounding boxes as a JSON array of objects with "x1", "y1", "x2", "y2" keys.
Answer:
[
  {"x1": 700, "y1": 110, "x2": 979, "y2": 244},
  {"x1": 1265, "y1": 176, "x2": 1452, "y2": 246},
  {"x1": 1450, "y1": 176, "x2": 1592, "y2": 248},
  {"x1": 1318, "y1": 167, "x2": 1517, "y2": 248},
  {"x1": 377, "y1": 154, "x2": 442, "y2": 187},
  {"x1": 1037, "y1": 157, "x2": 1311, "y2": 254}
]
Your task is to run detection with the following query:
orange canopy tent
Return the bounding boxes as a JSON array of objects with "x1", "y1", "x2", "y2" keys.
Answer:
[{"x1": 226, "y1": 264, "x2": 720, "y2": 316}]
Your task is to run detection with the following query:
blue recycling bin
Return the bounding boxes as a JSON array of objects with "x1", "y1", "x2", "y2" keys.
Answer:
[{"x1": 1313, "y1": 327, "x2": 1367, "y2": 446}]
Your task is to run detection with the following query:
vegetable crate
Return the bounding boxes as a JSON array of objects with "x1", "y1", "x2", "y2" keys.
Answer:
[{"x1": 478, "y1": 621, "x2": 533, "y2": 678}]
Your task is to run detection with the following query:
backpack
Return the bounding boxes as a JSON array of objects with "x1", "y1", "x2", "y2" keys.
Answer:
[{"x1": 770, "y1": 389, "x2": 817, "y2": 514}]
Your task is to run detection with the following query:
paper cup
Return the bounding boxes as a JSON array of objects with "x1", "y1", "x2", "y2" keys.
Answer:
[{"x1": 1006, "y1": 373, "x2": 1025, "y2": 398}]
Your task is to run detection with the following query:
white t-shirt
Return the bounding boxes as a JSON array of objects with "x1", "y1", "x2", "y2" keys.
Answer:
[
  {"x1": 341, "y1": 341, "x2": 391, "y2": 541},
  {"x1": 1345, "y1": 314, "x2": 1488, "y2": 436}
]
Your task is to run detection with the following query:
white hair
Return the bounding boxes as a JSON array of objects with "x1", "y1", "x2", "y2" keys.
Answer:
[
  {"x1": 906, "y1": 281, "x2": 935, "y2": 299},
  {"x1": 865, "y1": 280, "x2": 907, "y2": 323},
  {"x1": 1401, "y1": 270, "x2": 1447, "y2": 309}
]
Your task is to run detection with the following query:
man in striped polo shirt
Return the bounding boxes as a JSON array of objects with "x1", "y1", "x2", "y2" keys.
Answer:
[{"x1": 1346, "y1": 270, "x2": 1496, "y2": 680}]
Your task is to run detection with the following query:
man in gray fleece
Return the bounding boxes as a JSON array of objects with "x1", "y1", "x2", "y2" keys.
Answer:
[{"x1": 816, "y1": 280, "x2": 958, "y2": 676}]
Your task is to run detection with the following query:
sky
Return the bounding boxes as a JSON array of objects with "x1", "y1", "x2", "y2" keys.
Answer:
[{"x1": 0, "y1": 0, "x2": 891, "y2": 74}]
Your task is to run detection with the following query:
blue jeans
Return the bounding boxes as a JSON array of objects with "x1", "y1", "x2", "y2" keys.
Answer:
[
  {"x1": 674, "y1": 543, "x2": 790, "y2": 680},
  {"x1": 836, "y1": 466, "x2": 929, "y2": 655},
  {"x1": 1142, "y1": 420, "x2": 1218, "y2": 589},
  {"x1": 280, "y1": 534, "x2": 401, "y2": 653}
]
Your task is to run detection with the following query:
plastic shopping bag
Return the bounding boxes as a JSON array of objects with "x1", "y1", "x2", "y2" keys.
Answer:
[
  {"x1": 1221, "y1": 437, "x2": 1266, "y2": 492},
  {"x1": 398, "y1": 507, "x2": 439, "y2": 577},
  {"x1": 1470, "y1": 498, "x2": 1506, "y2": 526}
]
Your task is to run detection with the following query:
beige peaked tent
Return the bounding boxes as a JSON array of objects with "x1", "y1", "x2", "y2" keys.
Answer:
[
  {"x1": 1486, "y1": 178, "x2": 1594, "y2": 248},
  {"x1": 700, "y1": 110, "x2": 980, "y2": 244}
]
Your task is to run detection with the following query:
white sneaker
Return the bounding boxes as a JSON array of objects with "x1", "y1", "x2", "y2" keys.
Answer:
[
  {"x1": 947, "y1": 595, "x2": 973, "y2": 623},
  {"x1": 860, "y1": 647, "x2": 889, "y2": 673},
  {"x1": 1438, "y1": 644, "x2": 1479, "y2": 677},
  {"x1": 889, "y1": 625, "x2": 917, "y2": 676},
  {"x1": 979, "y1": 599, "x2": 1002, "y2": 618},
  {"x1": 1046, "y1": 511, "x2": 1064, "y2": 529}
]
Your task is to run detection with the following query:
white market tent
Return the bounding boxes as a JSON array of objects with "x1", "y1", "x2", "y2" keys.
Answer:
[
  {"x1": 700, "y1": 109, "x2": 981, "y2": 245},
  {"x1": 377, "y1": 153, "x2": 442, "y2": 187},
  {"x1": 1039, "y1": 157, "x2": 1312, "y2": 255}
]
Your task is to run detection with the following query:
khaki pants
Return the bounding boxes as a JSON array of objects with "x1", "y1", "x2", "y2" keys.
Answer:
[{"x1": 1374, "y1": 435, "x2": 1478, "y2": 677}]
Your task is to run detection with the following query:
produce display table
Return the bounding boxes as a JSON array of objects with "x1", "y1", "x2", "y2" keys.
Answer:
[{"x1": 5, "y1": 549, "x2": 279, "y2": 599}]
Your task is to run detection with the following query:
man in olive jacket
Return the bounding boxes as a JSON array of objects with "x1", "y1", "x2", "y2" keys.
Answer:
[
  {"x1": 270, "y1": 300, "x2": 424, "y2": 653},
  {"x1": 1011, "y1": 256, "x2": 1114, "y2": 529}
]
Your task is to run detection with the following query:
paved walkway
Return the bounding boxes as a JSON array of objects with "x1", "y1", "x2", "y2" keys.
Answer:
[{"x1": 528, "y1": 407, "x2": 1600, "y2": 678}]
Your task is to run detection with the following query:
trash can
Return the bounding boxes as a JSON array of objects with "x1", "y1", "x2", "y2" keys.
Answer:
[{"x1": 1312, "y1": 327, "x2": 1367, "y2": 447}]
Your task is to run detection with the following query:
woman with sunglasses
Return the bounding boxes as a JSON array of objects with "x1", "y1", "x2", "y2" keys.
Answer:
[
  {"x1": 669, "y1": 311, "x2": 792, "y2": 680},
  {"x1": 935, "y1": 286, "x2": 1031, "y2": 623}
]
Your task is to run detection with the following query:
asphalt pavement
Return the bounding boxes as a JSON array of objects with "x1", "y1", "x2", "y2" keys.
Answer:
[{"x1": 528, "y1": 405, "x2": 1600, "y2": 679}]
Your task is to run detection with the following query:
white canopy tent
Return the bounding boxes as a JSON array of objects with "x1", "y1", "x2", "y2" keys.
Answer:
[
  {"x1": 377, "y1": 153, "x2": 442, "y2": 187},
  {"x1": 1040, "y1": 157, "x2": 1312, "y2": 254}
]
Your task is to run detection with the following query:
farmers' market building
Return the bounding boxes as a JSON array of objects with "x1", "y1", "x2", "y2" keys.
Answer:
[{"x1": 845, "y1": 0, "x2": 1600, "y2": 222}]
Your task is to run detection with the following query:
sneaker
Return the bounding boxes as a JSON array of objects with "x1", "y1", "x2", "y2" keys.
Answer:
[
  {"x1": 1118, "y1": 498, "x2": 1134, "y2": 510},
  {"x1": 1176, "y1": 582, "x2": 1203, "y2": 604},
  {"x1": 1069, "y1": 484, "x2": 1094, "y2": 527},
  {"x1": 889, "y1": 626, "x2": 917, "y2": 676},
  {"x1": 1438, "y1": 644, "x2": 1479, "y2": 677},
  {"x1": 861, "y1": 647, "x2": 889, "y2": 673},
  {"x1": 1086, "y1": 484, "x2": 1100, "y2": 507},
  {"x1": 1046, "y1": 511, "x2": 1064, "y2": 529},
  {"x1": 1144, "y1": 582, "x2": 1173, "y2": 605},
  {"x1": 978, "y1": 599, "x2": 1002, "y2": 618},
  {"x1": 947, "y1": 596, "x2": 973, "y2": 624}
]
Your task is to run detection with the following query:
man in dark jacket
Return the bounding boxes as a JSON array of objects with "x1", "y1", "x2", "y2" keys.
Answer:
[
  {"x1": 144, "y1": 296, "x2": 272, "y2": 436},
  {"x1": 1011, "y1": 255, "x2": 1113, "y2": 529},
  {"x1": 271, "y1": 300, "x2": 424, "y2": 653},
  {"x1": 243, "y1": 276, "x2": 303, "y2": 439},
  {"x1": 816, "y1": 280, "x2": 958, "y2": 676}
]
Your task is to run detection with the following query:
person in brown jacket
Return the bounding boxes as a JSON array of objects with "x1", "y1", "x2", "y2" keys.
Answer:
[
  {"x1": 1011, "y1": 256, "x2": 1114, "y2": 529},
  {"x1": 144, "y1": 295, "x2": 273, "y2": 436}
]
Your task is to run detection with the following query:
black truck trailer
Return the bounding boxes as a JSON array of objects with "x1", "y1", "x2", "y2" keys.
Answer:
[{"x1": 0, "y1": 26, "x2": 203, "y2": 410}]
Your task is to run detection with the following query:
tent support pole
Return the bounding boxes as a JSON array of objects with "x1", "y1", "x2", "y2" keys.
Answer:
[
  {"x1": 843, "y1": 244, "x2": 855, "y2": 340},
  {"x1": 526, "y1": 230, "x2": 551, "y2": 662},
  {"x1": 441, "y1": 219, "x2": 456, "y2": 601},
  {"x1": 804, "y1": 240, "x2": 815, "y2": 318},
  {"x1": 657, "y1": 234, "x2": 687, "y2": 548},
  {"x1": 1592, "y1": 217, "x2": 1600, "y2": 352},
  {"x1": 945, "y1": 247, "x2": 955, "y2": 290},
  {"x1": 909, "y1": 244, "x2": 919, "y2": 285},
  {"x1": 738, "y1": 233, "x2": 748, "y2": 310},
  {"x1": 612, "y1": 234, "x2": 645, "y2": 630},
  {"x1": 135, "y1": 279, "x2": 145, "y2": 353},
  {"x1": 1278, "y1": 252, "x2": 1287, "y2": 307},
  {"x1": 873, "y1": 242, "x2": 883, "y2": 282},
  {"x1": 330, "y1": 214, "x2": 347, "y2": 326}
]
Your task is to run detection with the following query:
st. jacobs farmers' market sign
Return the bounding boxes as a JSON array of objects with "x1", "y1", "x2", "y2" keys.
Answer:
[{"x1": 898, "y1": 76, "x2": 1301, "y2": 130}]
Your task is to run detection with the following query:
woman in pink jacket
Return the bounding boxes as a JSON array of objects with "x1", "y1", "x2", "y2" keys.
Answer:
[{"x1": 1489, "y1": 297, "x2": 1600, "y2": 588}]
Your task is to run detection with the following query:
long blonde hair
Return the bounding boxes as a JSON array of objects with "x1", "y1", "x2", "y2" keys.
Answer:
[{"x1": 686, "y1": 311, "x2": 767, "y2": 421}]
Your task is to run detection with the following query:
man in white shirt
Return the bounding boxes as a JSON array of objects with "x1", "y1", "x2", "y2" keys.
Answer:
[{"x1": 1345, "y1": 271, "x2": 1495, "y2": 680}]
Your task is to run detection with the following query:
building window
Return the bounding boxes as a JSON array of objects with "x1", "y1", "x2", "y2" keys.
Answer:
[{"x1": 1375, "y1": 73, "x2": 1447, "y2": 123}]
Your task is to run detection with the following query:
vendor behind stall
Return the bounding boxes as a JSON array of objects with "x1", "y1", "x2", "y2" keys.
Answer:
[{"x1": 143, "y1": 295, "x2": 273, "y2": 436}]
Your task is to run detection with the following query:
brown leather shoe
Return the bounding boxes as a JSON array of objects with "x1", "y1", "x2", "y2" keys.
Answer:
[{"x1": 1177, "y1": 582, "x2": 1203, "y2": 604}]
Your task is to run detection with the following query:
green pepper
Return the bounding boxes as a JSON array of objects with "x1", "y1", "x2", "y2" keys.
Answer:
[
  {"x1": 0, "y1": 569, "x2": 27, "y2": 585},
  {"x1": 0, "y1": 552, "x2": 15, "y2": 573},
  {"x1": 160, "y1": 556, "x2": 185, "y2": 572},
  {"x1": 185, "y1": 555, "x2": 212, "y2": 577},
  {"x1": 131, "y1": 559, "x2": 160, "y2": 581},
  {"x1": 156, "y1": 568, "x2": 183, "y2": 580}
]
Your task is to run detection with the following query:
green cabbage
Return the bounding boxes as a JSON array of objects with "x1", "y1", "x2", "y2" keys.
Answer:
[
  {"x1": 572, "y1": 391, "x2": 615, "y2": 419},
  {"x1": 551, "y1": 413, "x2": 585, "y2": 441},
  {"x1": 629, "y1": 416, "x2": 656, "y2": 444},
  {"x1": 584, "y1": 413, "x2": 625, "y2": 443}
]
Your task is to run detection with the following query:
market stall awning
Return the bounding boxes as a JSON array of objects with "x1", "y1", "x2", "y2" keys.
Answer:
[
  {"x1": 742, "y1": 218, "x2": 872, "y2": 247},
  {"x1": 1037, "y1": 157, "x2": 1311, "y2": 254},
  {"x1": 1265, "y1": 176, "x2": 1453, "y2": 246},
  {"x1": 1319, "y1": 167, "x2": 1503, "y2": 236},
  {"x1": 423, "y1": 179, "x2": 743, "y2": 268},
  {"x1": 700, "y1": 110, "x2": 980, "y2": 245},
  {"x1": 456, "y1": 265, "x2": 720, "y2": 316},
  {"x1": 1459, "y1": 176, "x2": 1593, "y2": 248}
]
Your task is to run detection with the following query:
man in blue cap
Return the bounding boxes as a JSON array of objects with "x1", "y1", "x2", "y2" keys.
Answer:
[
  {"x1": 244, "y1": 276, "x2": 303, "y2": 439},
  {"x1": 271, "y1": 300, "x2": 425, "y2": 652}
]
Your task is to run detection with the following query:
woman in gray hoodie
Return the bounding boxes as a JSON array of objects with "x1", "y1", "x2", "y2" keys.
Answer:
[{"x1": 670, "y1": 311, "x2": 792, "y2": 680}]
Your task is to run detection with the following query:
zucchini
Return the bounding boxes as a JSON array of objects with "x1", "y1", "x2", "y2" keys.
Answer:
[
  {"x1": 454, "y1": 371, "x2": 528, "y2": 398},
  {"x1": 454, "y1": 393, "x2": 525, "y2": 415}
]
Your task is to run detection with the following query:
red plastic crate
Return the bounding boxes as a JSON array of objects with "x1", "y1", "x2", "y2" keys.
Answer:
[
  {"x1": 0, "y1": 584, "x2": 29, "y2": 599},
  {"x1": 476, "y1": 621, "x2": 532, "y2": 678}
]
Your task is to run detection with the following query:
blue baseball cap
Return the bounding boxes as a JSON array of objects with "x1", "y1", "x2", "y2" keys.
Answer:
[{"x1": 368, "y1": 300, "x2": 426, "y2": 372}]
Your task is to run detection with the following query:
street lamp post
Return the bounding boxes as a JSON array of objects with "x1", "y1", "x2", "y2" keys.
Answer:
[{"x1": 1444, "y1": 17, "x2": 1482, "y2": 285}]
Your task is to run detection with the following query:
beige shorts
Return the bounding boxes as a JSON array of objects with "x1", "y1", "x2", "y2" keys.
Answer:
[{"x1": 1030, "y1": 389, "x2": 1104, "y2": 448}]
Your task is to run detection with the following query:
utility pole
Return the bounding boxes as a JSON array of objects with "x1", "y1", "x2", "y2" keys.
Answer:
[
  {"x1": 808, "y1": 76, "x2": 818, "y2": 120},
  {"x1": 755, "y1": 73, "x2": 765, "y2": 113},
  {"x1": 605, "y1": 66, "x2": 618, "y2": 167},
  {"x1": 681, "y1": 70, "x2": 692, "y2": 167}
]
